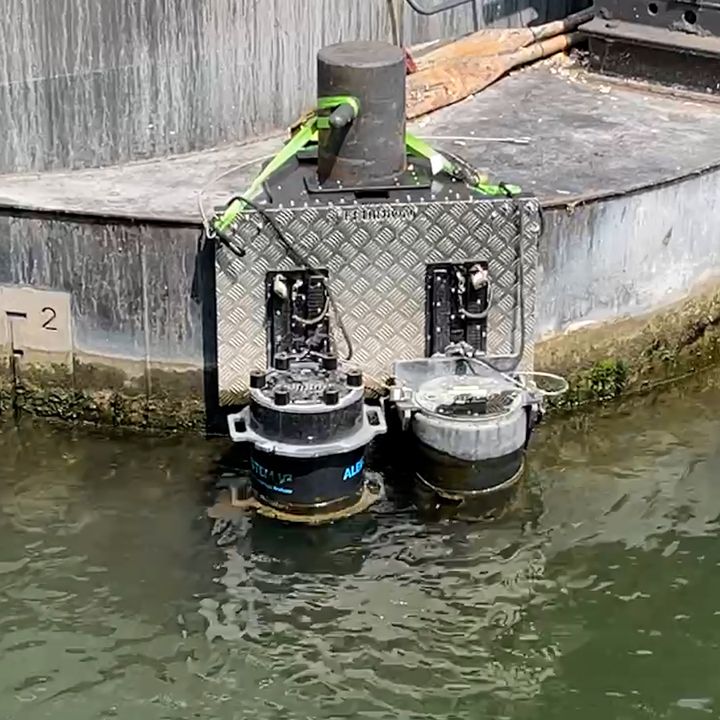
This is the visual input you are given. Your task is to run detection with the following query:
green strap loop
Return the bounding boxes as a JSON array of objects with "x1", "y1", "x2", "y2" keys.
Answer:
[
  {"x1": 475, "y1": 182, "x2": 522, "y2": 197},
  {"x1": 213, "y1": 102, "x2": 521, "y2": 233},
  {"x1": 214, "y1": 96, "x2": 359, "y2": 233},
  {"x1": 316, "y1": 95, "x2": 360, "y2": 115}
]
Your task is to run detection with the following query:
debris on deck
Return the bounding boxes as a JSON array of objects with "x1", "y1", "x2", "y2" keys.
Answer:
[{"x1": 404, "y1": 8, "x2": 593, "y2": 117}]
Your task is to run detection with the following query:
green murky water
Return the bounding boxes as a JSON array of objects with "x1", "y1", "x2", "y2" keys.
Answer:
[{"x1": 2, "y1": 376, "x2": 720, "y2": 720}]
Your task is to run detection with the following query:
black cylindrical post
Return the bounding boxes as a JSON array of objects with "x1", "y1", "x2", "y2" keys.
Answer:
[{"x1": 317, "y1": 41, "x2": 406, "y2": 186}]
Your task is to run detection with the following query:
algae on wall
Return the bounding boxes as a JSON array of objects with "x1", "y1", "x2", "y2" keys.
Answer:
[
  {"x1": 0, "y1": 357, "x2": 206, "y2": 432},
  {"x1": 538, "y1": 282, "x2": 720, "y2": 412}
]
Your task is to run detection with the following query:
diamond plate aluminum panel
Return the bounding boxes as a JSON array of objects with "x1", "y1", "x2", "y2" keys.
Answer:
[{"x1": 216, "y1": 198, "x2": 540, "y2": 405}]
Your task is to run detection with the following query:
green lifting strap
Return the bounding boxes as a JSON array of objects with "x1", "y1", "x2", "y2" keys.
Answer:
[
  {"x1": 213, "y1": 99, "x2": 521, "y2": 233},
  {"x1": 214, "y1": 96, "x2": 359, "y2": 233},
  {"x1": 214, "y1": 120, "x2": 315, "y2": 232},
  {"x1": 405, "y1": 132, "x2": 521, "y2": 197}
]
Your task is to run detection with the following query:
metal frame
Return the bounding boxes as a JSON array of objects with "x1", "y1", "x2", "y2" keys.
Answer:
[
  {"x1": 591, "y1": 0, "x2": 720, "y2": 36},
  {"x1": 404, "y1": 0, "x2": 480, "y2": 30},
  {"x1": 214, "y1": 197, "x2": 541, "y2": 405},
  {"x1": 582, "y1": 0, "x2": 720, "y2": 91}
]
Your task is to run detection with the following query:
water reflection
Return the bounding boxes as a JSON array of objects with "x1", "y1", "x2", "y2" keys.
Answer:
[{"x1": 0, "y1": 373, "x2": 720, "y2": 718}]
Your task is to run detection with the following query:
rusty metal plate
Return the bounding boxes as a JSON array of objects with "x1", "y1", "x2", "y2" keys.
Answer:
[{"x1": 215, "y1": 198, "x2": 540, "y2": 405}]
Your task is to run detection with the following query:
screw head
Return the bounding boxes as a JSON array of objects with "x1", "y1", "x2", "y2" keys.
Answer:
[
  {"x1": 274, "y1": 387, "x2": 290, "y2": 406},
  {"x1": 249, "y1": 369, "x2": 266, "y2": 389}
]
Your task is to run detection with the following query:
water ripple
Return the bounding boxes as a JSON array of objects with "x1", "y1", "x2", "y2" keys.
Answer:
[{"x1": 1, "y1": 380, "x2": 720, "y2": 717}]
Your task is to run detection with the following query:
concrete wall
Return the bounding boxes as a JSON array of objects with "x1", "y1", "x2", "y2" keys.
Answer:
[
  {"x1": 538, "y1": 172, "x2": 720, "y2": 338},
  {"x1": 2, "y1": 166, "x2": 719, "y2": 431},
  {"x1": 0, "y1": 213, "x2": 207, "y2": 431},
  {"x1": 0, "y1": 0, "x2": 586, "y2": 174}
]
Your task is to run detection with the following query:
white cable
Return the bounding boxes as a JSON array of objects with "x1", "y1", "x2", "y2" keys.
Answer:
[
  {"x1": 416, "y1": 135, "x2": 531, "y2": 145},
  {"x1": 292, "y1": 296, "x2": 330, "y2": 326},
  {"x1": 465, "y1": 353, "x2": 567, "y2": 399},
  {"x1": 514, "y1": 371, "x2": 569, "y2": 398}
]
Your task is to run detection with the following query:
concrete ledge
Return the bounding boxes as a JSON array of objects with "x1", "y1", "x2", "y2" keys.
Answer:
[
  {"x1": 2, "y1": 64, "x2": 720, "y2": 432},
  {"x1": 4, "y1": 65, "x2": 720, "y2": 221},
  {"x1": 537, "y1": 280, "x2": 720, "y2": 410}
]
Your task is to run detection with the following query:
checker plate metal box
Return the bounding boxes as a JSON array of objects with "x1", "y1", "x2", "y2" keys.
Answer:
[{"x1": 215, "y1": 197, "x2": 541, "y2": 405}]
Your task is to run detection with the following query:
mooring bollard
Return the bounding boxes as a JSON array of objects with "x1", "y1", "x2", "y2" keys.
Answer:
[{"x1": 317, "y1": 41, "x2": 407, "y2": 185}]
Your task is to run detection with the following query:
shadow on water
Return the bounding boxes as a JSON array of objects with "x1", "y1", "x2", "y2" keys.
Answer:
[{"x1": 202, "y1": 417, "x2": 543, "y2": 578}]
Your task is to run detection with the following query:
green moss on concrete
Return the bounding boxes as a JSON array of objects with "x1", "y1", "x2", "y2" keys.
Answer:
[
  {"x1": 4, "y1": 284, "x2": 720, "y2": 432},
  {"x1": 0, "y1": 358, "x2": 13, "y2": 416},
  {"x1": 0, "y1": 387, "x2": 11, "y2": 416},
  {"x1": 0, "y1": 360, "x2": 206, "y2": 432},
  {"x1": 146, "y1": 367, "x2": 206, "y2": 431},
  {"x1": 553, "y1": 358, "x2": 629, "y2": 409},
  {"x1": 73, "y1": 360, "x2": 140, "y2": 394},
  {"x1": 538, "y1": 282, "x2": 720, "y2": 412}
]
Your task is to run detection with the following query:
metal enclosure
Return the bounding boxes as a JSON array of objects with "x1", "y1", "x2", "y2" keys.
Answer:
[
  {"x1": 215, "y1": 197, "x2": 540, "y2": 405},
  {"x1": 582, "y1": 0, "x2": 720, "y2": 92}
]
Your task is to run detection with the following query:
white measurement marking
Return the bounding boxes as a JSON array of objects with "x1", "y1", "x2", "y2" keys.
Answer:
[{"x1": 0, "y1": 286, "x2": 72, "y2": 354}]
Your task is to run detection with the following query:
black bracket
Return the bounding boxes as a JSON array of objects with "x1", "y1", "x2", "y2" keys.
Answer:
[
  {"x1": 424, "y1": 261, "x2": 490, "y2": 357},
  {"x1": 265, "y1": 269, "x2": 331, "y2": 365},
  {"x1": 583, "y1": 1, "x2": 720, "y2": 91}
]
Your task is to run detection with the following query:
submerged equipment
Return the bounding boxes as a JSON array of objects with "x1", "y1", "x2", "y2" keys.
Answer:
[
  {"x1": 205, "y1": 40, "x2": 558, "y2": 522},
  {"x1": 226, "y1": 353, "x2": 386, "y2": 519},
  {"x1": 390, "y1": 347, "x2": 565, "y2": 500}
]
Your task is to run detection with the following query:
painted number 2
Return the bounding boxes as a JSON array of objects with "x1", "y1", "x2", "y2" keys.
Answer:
[{"x1": 41, "y1": 306, "x2": 58, "y2": 331}]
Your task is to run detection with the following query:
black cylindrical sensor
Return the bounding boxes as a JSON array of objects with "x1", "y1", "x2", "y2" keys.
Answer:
[
  {"x1": 274, "y1": 387, "x2": 290, "y2": 406},
  {"x1": 323, "y1": 387, "x2": 340, "y2": 406},
  {"x1": 322, "y1": 354, "x2": 338, "y2": 371},
  {"x1": 346, "y1": 369, "x2": 363, "y2": 387},
  {"x1": 317, "y1": 41, "x2": 406, "y2": 186},
  {"x1": 250, "y1": 370, "x2": 266, "y2": 389},
  {"x1": 250, "y1": 446, "x2": 368, "y2": 515},
  {"x1": 274, "y1": 354, "x2": 290, "y2": 371}
]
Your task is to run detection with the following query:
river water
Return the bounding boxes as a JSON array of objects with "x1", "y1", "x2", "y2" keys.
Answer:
[{"x1": 2, "y1": 375, "x2": 720, "y2": 720}]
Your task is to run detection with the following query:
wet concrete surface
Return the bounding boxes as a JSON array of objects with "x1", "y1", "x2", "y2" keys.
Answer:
[{"x1": 3, "y1": 64, "x2": 720, "y2": 221}]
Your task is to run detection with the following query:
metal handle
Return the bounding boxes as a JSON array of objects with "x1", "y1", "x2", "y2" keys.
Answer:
[
  {"x1": 329, "y1": 103, "x2": 356, "y2": 129},
  {"x1": 404, "y1": 0, "x2": 474, "y2": 16},
  {"x1": 365, "y1": 405, "x2": 388, "y2": 439},
  {"x1": 227, "y1": 408, "x2": 253, "y2": 443},
  {"x1": 404, "y1": 0, "x2": 480, "y2": 31},
  {"x1": 228, "y1": 404, "x2": 387, "y2": 448}
]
